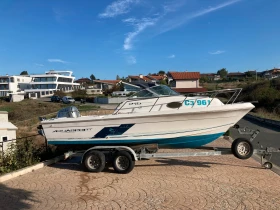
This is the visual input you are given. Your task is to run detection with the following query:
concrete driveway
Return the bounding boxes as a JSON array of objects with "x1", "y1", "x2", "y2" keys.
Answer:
[{"x1": 1, "y1": 138, "x2": 280, "y2": 210}]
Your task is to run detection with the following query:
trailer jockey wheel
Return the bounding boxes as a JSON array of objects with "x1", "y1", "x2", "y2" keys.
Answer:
[
  {"x1": 263, "y1": 162, "x2": 273, "y2": 169},
  {"x1": 83, "y1": 150, "x2": 105, "y2": 172},
  {"x1": 113, "y1": 151, "x2": 135, "y2": 174},
  {"x1": 231, "y1": 138, "x2": 254, "y2": 159}
]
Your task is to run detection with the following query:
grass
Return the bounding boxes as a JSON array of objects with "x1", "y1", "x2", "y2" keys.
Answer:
[
  {"x1": 0, "y1": 99, "x2": 99, "y2": 124},
  {"x1": 0, "y1": 99, "x2": 103, "y2": 149},
  {"x1": 0, "y1": 99, "x2": 105, "y2": 175},
  {"x1": 250, "y1": 108, "x2": 280, "y2": 121}
]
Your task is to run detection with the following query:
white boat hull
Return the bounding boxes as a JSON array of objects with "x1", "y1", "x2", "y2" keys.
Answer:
[{"x1": 41, "y1": 103, "x2": 254, "y2": 149}]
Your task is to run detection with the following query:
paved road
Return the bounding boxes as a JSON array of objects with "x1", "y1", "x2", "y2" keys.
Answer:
[
  {"x1": 230, "y1": 117, "x2": 280, "y2": 167},
  {"x1": 1, "y1": 138, "x2": 280, "y2": 209}
]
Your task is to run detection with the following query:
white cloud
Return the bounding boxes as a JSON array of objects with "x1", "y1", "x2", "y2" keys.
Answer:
[
  {"x1": 47, "y1": 59, "x2": 68, "y2": 64},
  {"x1": 123, "y1": 17, "x2": 158, "y2": 50},
  {"x1": 163, "y1": 0, "x2": 187, "y2": 14},
  {"x1": 52, "y1": 8, "x2": 65, "y2": 23},
  {"x1": 121, "y1": 1, "x2": 188, "y2": 50},
  {"x1": 168, "y1": 54, "x2": 175, "y2": 58},
  {"x1": 209, "y1": 50, "x2": 225, "y2": 55},
  {"x1": 159, "y1": 0, "x2": 242, "y2": 34},
  {"x1": 99, "y1": 0, "x2": 140, "y2": 18},
  {"x1": 126, "y1": 55, "x2": 137, "y2": 64},
  {"x1": 34, "y1": 63, "x2": 44, "y2": 67}
]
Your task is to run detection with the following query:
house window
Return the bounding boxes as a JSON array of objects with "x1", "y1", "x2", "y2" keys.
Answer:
[
  {"x1": 17, "y1": 78, "x2": 20, "y2": 82},
  {"x1": 2, "y1": 136, "x2": 8, "y2": 142},
  {"x1": 10, "y1": 77, "x2": 14, "y2": 83},
  {"x1": 170, "y1": 80, "x2": 176, "y2": 87}
]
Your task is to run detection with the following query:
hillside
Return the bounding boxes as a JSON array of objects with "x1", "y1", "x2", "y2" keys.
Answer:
[{"x1": 201, "y1": 78, "x2": 280, "y2": 120}]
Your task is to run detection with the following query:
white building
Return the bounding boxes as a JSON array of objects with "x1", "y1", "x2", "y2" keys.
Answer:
[
  {"x1": 25, "y1": 70, "x2": 81, "y2": 98},
  {"x1": 0, "y1": 75, "x2": 32, "y2": 97},
  {"x1": 0, "y1": 111, "x2": 17, "y2": 153}
]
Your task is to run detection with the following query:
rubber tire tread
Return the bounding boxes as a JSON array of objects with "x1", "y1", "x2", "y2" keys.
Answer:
[
  {"x1": 231, "y1": 138, "x2": 253, "y2": 159},
  {"x1": 83, "y1": 150, "x2": 106, "y2": 172},
  {"x1": 113, "y1": 151, "x2": 135, "y2": 174}
]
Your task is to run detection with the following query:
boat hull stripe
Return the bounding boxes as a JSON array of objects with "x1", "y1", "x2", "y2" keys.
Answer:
[{"x1": 48, "y1": 132, "x2": 224, "y2": 148}]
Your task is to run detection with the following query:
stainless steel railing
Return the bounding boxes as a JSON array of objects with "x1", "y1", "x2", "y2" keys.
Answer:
[{"x1": 113, "y1": 88, "x2": 243, "y2": 114}]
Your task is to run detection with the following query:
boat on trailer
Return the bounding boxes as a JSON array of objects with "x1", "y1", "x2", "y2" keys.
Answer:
[
  {"x1": 38, "y1": 85, "x2": 259, "y2": 173},
  {"x1": 39, "y1": 86, "x2": 254, "y2": 149}
]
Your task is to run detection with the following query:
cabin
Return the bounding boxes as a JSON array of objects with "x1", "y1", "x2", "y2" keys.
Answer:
[
  {"x1": 167, "y1": 71, "x2": 207, "y2": 94},
  {"x1": 0, "y1": 111, "x2": 17, "y2": 154}
]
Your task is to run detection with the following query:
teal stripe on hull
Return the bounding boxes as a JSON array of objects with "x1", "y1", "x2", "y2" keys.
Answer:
[{"x1": 49, "y1": 132, "x2": 224, "y2": 148}]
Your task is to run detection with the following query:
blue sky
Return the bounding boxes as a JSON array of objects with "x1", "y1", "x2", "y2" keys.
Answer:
[{"x1": 0, "y1": 0, "x2": 280, "y2": 79}]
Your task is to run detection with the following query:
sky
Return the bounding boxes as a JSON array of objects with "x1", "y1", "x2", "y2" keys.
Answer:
[{"x1": 0, "y1": 0, "x2": 280, "y2": 79}]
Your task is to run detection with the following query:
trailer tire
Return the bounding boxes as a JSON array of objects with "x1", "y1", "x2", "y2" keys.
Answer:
[
  {"x1": 113, "y1": 151, "x2": 135, "y2": 174},
  {"x1": 263, "y1": 162, "x2": 273, "y2": 169},
  {"x1": 83, "y1": 150, "x2": 105, "y2": 172},
  {"x1": 231, "y1": 138, "x2": 253, "y2": 159}
]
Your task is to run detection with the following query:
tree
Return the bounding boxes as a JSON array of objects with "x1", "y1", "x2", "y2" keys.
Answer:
[
  {"x1": 245, "y1": 71, "x2": 254, "y2": 77},
  {"x1": 158, "y1": 70, "x2": 165, "y2": 75},
  {"x1": 119, "y1": 82, "x2": 124, "y2": 91},
  {"x1": 217, "y1": 68, "x2": 228, "y2": 79},
  {"x1": 90, "y1": 74, "x2": 96, "y2": 82},
  {"x1": 116, "y1": 75, "x2": 120, "y2": 80},
  {"x1": 159, "y1": 79, "x2": 167, "y2": 85},
  {"x1": 200, "y1": 76, "x2": 210, "y2": 83},
  {"x1": 121, "y1": 76, "x2": 128, "y2": 82},
  {"x1": 20, "y1": 70, "x2": 28, "y2": 75}
]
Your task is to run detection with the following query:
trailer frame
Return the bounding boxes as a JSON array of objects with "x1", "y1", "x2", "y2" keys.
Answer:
[{"x1": 64, "y1": 125, "x2": 280, "y2": 174}]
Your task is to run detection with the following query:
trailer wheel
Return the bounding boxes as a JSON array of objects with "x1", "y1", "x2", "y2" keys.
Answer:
[
  {"x1": 113, "y1": 151, "x2": 135, "y2": 174},
  {"x1": 231, "y1": 138, "x2": 253, "y2": 159},
  {"x1": 263, "y1": 162, "x2": 273, "y2": 169},
  {"x1": 83, "y1": 150, "x2": 105, "y2": 172}
]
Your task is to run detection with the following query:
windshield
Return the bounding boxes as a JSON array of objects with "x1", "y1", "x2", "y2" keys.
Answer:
[
  {"x1": 129, "y1": 89, "x2": 157, "y2": 98},
  {"x1": 150, "y1": 85, "x2": 180, "y2": 96},
  {"x1": 129, "y1": 85, "x2": 180, "y2": 99}
]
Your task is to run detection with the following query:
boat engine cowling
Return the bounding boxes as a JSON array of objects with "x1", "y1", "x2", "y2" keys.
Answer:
[{"x1": 56, "y1": 106, "x2": 81, "y2": 118}]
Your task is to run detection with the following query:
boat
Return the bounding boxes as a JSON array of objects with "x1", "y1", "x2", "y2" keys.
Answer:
[{"x1": 38, "y1": 85, "x2": 254, "y2": 151}]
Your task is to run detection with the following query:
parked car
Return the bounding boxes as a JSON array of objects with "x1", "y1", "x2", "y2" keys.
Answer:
[
  {"x1": 51, "y1": 95, "x2": 61, "y2": 102},
  {"x1": 62, "y1": 96, "x2": 75, "y2": 104}
]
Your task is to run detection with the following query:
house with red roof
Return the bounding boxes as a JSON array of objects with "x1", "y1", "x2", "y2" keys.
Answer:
[
  {"x1": 84, "y1": 80, "x2": 120, "y2": 95},
  {"x1": 167, "y1": 71, "x2": 207, "y2": 94},
  {"x1": 127, "y1": 74, "x2": 151, "y2": 83},
  {"x1": 75, "y1": 77, "x2": 91, "y2": 84}
]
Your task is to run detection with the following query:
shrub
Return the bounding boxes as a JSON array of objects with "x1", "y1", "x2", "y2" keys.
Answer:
[
  {"x1": 0, "y1": 138, "x2": 61, "y2": 175},
  {"x1": 54, "y1": 90, "x2": 66, "y2": 98},
  {"x1": 0, "y1": 139, "x2": 40, "y2": 174},
  {"x1": 71, "y1": 89, "x2": 87, "y2": 99}
]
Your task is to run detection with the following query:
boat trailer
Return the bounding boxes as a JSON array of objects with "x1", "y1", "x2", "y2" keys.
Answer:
[{"x1": 65, "y1": 125, "x2": 280, "y2": 174}]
